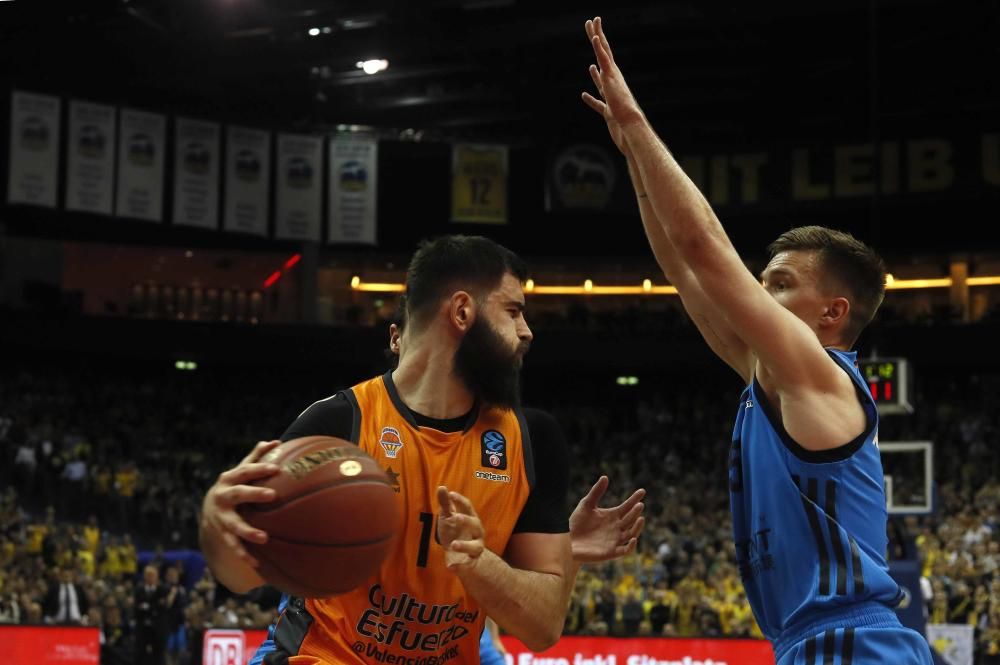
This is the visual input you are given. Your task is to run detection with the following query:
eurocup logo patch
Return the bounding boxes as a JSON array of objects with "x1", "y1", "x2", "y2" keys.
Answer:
[
  {"x1": 379, "y1": 427, "x2": 404, "y2": 459},
  {"x1": 481, "y1": 430, "x2": 507, "y2": 470}
]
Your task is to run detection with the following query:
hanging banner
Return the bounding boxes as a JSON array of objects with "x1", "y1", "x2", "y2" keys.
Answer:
[
  {"x1": 926, "y1": 624, "x2": 973, "y2": 665},
  {"x1": 7, "y1": 90, "x2": 61, "y2": 208},
  {"x1": 115, "y1": 109, "x2": 166, "y2": 222},
  {"x1": 275, "y1": 133, "x2": 322, "y2": 241},
  {"x1": 65, "y1": 100, "x2": 116, "y2": 215},
  {"x1": 327, "y1": 136, "x2": 378, "y2": 245},
  {"x1": 451, "y1": 143, "x2": 508, "y2": 224},
  {"x1": 173, "y1": 117, "x2": 220, "y2": 229},
  {"x1": 224, "y1": 126, "x2": 271, "y2": 237},
  {"x1": 545, "y1": 143, "x2": 622, "y2": 213}
]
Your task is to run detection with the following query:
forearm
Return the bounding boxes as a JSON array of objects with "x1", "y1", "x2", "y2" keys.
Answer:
[
  {"x1": 622, "y1": 121, "x2": 729, "y2": 256},
  {"x1": 456, "y1": 550, "x2": 570, "y2": 652},
  {"x1": 625, "y1": 154, "x2": 699, "y2": 288}
]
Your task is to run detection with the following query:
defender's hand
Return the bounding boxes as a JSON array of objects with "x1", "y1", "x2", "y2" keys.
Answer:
[{"x1": 581, "y1": 17, "x2": 646, "y2": 131}]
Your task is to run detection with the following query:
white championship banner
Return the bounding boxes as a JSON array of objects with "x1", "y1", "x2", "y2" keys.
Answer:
[
  {"x1": 327, "y1": 136, "x2": 377, "y2": 245},
  {"x1": 7, "y1": 90, "x2": 61, "y2": 208},
  {"x1": 66, "y1": 100, "x2": 116, "y2": 215},
  {"x1": 275, "y1": 133, "x2": 323, "y2": 241},
  {"x1": 926, "y1": 624, "x2": 973, "y2": 665},
  {"x1": 173, "y1": 117, "x2": 220, "y2": 229},
  {"x1": 224, "y1": 126, "x2": 271, "y2": 237},
  {"x1": 115, "y1": 109, "x2": 166, "y2": 222}
]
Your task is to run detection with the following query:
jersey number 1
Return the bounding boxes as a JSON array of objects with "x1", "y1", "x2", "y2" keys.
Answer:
[{"x1": 417, "y1": 512, "x2": 434, "y2": 567}]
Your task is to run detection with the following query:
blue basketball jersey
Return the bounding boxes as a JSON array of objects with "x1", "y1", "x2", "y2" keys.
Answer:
[
  {"x1": 480, "y1": 629, "x2": 505, "y2": 665},
  {"x1": 729, "y1": 349, "x2": 904, "y2": 659},
  {"x1": 247, "y1": 594, "x2": 288, "y2": 665}
]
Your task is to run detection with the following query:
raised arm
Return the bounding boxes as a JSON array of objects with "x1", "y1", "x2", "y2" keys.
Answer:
[
  {"x1": 582, "y1": 21, "x2": 753, "y2": 382},
  {"x1": 583, "y1": 17, "x2": 865, "y2": 450}
]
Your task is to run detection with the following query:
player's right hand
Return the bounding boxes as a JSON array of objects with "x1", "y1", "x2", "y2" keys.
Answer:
[
  {"x1": 581, "y1": 17, "x2": 646, "y2": 131},
  {"x1": 201, "y1": 439, "x2": 282, "y2": 567}
]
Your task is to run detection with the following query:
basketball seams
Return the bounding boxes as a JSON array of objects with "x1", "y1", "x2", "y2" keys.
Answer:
[
  {"x1": 246, "y1": 477, "x2": 394, "y2": 513},
  {"x1": 263, "y1": 532, "x2": 396, "y2": 548}
]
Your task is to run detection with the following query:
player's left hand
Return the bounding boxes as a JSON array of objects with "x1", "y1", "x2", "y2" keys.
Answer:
[
  {"x1": 569, "y1": 476, "x2": 645, "y2": 563},
  {"x1": 437, "y1": 486, "x2": 486, "y2": 572}
]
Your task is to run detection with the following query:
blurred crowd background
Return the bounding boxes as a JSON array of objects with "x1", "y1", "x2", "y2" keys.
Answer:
[{"x1": 2, "y1": 354, "x2": 1000, "y2": 663}]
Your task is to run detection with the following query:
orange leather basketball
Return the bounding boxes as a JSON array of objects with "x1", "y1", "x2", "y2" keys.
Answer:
[{"x1": 239, "y1": 436, "x2": 400, "y2": 597}]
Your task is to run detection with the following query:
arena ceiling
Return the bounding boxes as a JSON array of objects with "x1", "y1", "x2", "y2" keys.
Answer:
[{"x1": 2, "y1": 0, "x2": 998, "y2": 145}]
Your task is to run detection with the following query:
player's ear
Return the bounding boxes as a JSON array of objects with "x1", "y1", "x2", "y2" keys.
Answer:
[
  {"x1": 388, "y1": 324, "x2": 401, "y2": 353},
  {"x1": 448, "y1": 291, "x2": 475, "y2": 333},
  {"x1": 820, "y1": 296, "x2": 850, "y2": 329}
]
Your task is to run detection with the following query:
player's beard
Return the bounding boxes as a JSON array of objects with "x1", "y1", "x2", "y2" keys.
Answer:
[{"x1": 453, "y1": 316, "x2": 527, "y2": 411}]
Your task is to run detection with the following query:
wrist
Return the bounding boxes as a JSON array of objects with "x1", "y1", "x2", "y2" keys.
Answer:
[
  {"x1": 619, "y1": 112, "x2": 648, "y2": 132},
  {"x1": 453, "y1": 546, "x2": 490, "y2": 579}
]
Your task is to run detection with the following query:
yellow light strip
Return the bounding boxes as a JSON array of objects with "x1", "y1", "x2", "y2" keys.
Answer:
[
  {"x1": 532, "y1": 285, "x2": 679, "y2": 295},
  {"x1": 353, "y1": 282, "x2": 406, "y2": 293},
  {"x1": 886, "y1": 278, "x2": 952, "y2": 290},
  {"x1": 349, "y1": 276, "x2": 1000, "y2": 295},
  {"x1": 969, "y1": 276, "x2": 1000, "y2": 286}
]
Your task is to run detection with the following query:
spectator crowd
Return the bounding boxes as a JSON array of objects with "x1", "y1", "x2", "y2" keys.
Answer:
[{"x1": 2, "y1": 358, "x2": 1000, "y2": 662}]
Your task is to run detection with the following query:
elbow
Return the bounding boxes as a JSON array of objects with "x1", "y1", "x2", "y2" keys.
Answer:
[{"x1": 523, "y1": 622, "x2": 564, "y2": 652}]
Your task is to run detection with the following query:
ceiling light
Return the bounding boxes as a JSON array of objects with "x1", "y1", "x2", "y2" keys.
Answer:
[
  {"x1": 308, "y1": 27, "x2": 321, "y2": 36},
  {"x1": 356, "y1": 59, "x2": 389, "y2": 75}
]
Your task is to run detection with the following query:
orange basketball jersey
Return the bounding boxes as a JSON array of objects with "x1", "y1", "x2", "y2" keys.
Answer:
[{"x1": 290, "y1": 372, "x2": 534, "y2": 665}]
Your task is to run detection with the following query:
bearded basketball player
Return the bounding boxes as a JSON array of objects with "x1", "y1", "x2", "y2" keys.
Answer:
[{"x1": 201, "y1": 235, "x2": 644, "y2": 665}]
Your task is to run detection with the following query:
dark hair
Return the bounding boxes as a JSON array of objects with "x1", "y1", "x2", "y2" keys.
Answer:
[
  {"x1": 767, "y1": 226, "x2": 886, "y2": 344},
  {"x1": 388, "y1": 295, "x2": 407, "y2": 331},
  {"x1": 404, "y1": 235, "x2": 528, "y2": 331}
]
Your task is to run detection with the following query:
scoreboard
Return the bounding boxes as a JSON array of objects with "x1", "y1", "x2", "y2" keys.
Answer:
[{"x1": 858, "y1": 357, "x2": 913, "y2": 415}]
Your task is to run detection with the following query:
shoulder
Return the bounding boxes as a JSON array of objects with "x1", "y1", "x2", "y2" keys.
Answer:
[
  {"x1": 520, "y1": 408, "x2": 562, "y2": 438},
  {"x1": 296, "y1": 392, "x2": 354, "y2": 419},
  {"x1": 282, "y1": 392, "x2": 356, "y2": 442},
  {"x1": 517, "y1": 408, "x2": 569, "y2": 476}
]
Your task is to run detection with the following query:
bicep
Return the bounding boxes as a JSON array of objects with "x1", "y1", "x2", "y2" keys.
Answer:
[
  {"x1": 513, "y1": 410, "x2": 570, "y2": 534},
  {"x1": 504, "y1": 410, "x2": 573, "y2": 576},
  {"x1": 689, "y1": 241, "x2": 836, "y2": 388},
  {"x1": 674, "y1": 280, "x2": 755, "y2": 383},
  {"x1": 640, "y1": 207, "x2": 753, "y2": 381}
]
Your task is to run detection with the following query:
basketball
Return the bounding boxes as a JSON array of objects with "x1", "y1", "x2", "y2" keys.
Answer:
[{"x1": 239, "y1": 436, "x2": 400, "y2": 598}]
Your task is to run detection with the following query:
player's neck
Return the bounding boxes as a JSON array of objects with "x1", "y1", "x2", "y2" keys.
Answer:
[{"x1": 392, "y1": 345, "x2": 475, "y2": 420}]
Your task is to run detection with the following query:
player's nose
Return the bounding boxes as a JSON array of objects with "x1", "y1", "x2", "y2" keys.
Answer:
[{"x1": 517, "y1": 319, "x2": 533, "y2": 344}]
